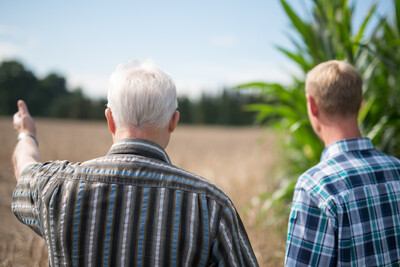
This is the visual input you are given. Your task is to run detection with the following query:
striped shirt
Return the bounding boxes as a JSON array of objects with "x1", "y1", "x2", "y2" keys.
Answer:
[
  {"x1": 285, "y1": 138, "x2": 400, "y2": 266},
  {"x1": 12, "y1": 138, "x2": 258, "y2": 267}
]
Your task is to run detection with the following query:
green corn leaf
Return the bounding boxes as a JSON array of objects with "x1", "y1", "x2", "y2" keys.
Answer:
[
  {"x1": 240, "y1": 0, "x2": 400, "y2": 228},
  {"x1": 367, "y1": 116, "x2": 389, "y2": 141},
  {"x1": 396, "y1": 0, "x2": 400, "y2": 31},
  {"x1": 280, "y1": 0, "x2": 309, "y2": 38},
  {"x1": 353, "y1": 3, "x2": 377, "y2": 47},
  {"x1": 277, "y1": 46, "x2": 311, "y2": 70}
]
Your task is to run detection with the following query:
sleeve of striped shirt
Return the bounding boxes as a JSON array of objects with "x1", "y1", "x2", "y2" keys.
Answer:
[
  {"x1": 211, "y1": 204, "x2": 259, "y2": 266},
  {"x1": 11, "y1": 161, "x2": 57, "y2": 236},
  {"x1": 285, "y1": 188, "x2": 337, "y2": 266}
]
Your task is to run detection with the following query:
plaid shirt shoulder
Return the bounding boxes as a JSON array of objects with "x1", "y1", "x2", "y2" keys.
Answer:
[{"x1": 285, "y1": 138, "x2": 400, "y2": 266}]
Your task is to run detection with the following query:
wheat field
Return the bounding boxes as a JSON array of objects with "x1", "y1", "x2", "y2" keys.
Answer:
[{"x1": 0, "y1": 117, "x2": 287, "y2": 266}]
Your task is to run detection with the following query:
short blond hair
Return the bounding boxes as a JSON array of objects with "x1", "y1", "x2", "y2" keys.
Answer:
[{"x1": 306, "y1": 60, "x2": 362, "y2": 117}]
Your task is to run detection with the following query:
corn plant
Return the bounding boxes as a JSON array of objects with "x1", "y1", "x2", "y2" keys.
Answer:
[
  {"x1": 360, "y1": 0, "x2": 400, "y2": 157},
  {"x1": 239, "y1": 0, "x2": 400, "y2": 224}
]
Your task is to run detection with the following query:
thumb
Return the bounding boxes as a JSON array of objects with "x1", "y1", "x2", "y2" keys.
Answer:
[{"x1": 17, "y1": 100, "x2": 30, "y2": 115}]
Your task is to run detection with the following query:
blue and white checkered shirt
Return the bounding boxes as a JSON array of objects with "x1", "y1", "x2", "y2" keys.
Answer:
[{"x1": 285, "y1": 138, "x2": 400, "y2": 266}]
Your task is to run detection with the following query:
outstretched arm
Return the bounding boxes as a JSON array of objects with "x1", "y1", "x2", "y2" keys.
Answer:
[{"x1": 12, "y1": 100, "x2": 41, "y2": 180}]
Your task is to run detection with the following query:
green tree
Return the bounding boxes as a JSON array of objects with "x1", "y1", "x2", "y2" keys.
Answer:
[
  {"x1": 0, "y1": 61, "x2": 38, "y2": 115},
  {"x1": 177, "y1": 96, "x2": 195, "y2": 124},
  {"x1": 239, "y1": 0, "x2": 400, "y2": 222},
  {"x1": 0, "y1": 60, "x2": 109, "y2": 121},
  {"x1": 31, "y1": 73, "x2": 69, "y2": 116},
  {"x1": 195, "y1": 93, "x2": 219, "y2": 124},
  {"x1": 49, "y1": 88, "x2": 92, "y2": 119}
]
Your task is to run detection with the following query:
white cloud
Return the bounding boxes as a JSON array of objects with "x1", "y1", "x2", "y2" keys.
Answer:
[
  {"x1": 0, "y1": 25, "x2": 38, "y2": 62},
  {"x1": 173, "y1": 60, "x2": 302, "y2": 99},
  {"x1": 175, "y1": 79, "x2": 222, "y2": 99},
  {"x1": 224, "y1": 65, "x2": 297, "y2": 86},
  {"x1": 0, "y1": 25, "x2": 20, "y2": 60},
  {"x1": 0, "y1": 42, "x2": 19, "y2": 60},
  {"x1": 67, "y1": 73, "x2": 109, "y2": 99},
  {"x1": 0, "y1": 24, "x2": 18, "y2": 35}
]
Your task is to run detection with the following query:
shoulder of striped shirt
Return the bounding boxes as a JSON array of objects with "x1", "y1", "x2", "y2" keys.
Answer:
[{"x1": 35, "y1": 157, "x2": 235, "y2": 207}]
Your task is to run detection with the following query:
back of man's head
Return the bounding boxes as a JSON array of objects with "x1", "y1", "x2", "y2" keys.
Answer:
[
  {"x1": 306, "y1": 60, "x2": 362, "y2": 117},
  {"x1": 107, "y1": 59, "x2": 178, "y2": 130}
]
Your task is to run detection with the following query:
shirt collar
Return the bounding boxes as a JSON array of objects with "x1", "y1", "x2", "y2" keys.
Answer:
[
  {"x1": 321, "y1": 137, "x2": 375, "y2": 161},
  {"x1": 107, "y1": 138, "x2": 171, "y2": 164}
]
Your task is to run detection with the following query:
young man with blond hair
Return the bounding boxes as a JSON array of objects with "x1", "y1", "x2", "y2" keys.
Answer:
[
  {"x1": 285, "y1": 60, "x2": 400, "y2": 266},
  {"x1": 11, "y1": 59, "x2": 259, "y2": 266}
]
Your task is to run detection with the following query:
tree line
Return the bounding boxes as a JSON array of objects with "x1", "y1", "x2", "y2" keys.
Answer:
[
  {"x1": 0, "y1": 60, "x2": 264, "y2": 125},
  {"x1": 0, "y1": 61, "x2": 107, "y2": 120}
]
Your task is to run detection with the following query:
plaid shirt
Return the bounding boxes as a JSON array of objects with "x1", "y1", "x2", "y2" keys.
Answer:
[
  {"x1": 12, "y1": 138, "x2": 258, "y2": 267},
  {"x1": 285, "y1": 138, "x2": 400, "y2": 266}
]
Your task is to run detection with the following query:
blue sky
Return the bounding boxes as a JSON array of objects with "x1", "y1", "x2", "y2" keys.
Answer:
[{"x1": 0, "y1": 1, "x2": 393, "y2": 99}]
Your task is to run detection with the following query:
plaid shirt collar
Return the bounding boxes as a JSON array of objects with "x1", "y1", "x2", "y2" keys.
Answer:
[
  {"x1": 107, "y1": 138, "x2": 171, "y2": 164},
  {"x1": 321, "y1": 137, "x2": 375, "y2": 161}
]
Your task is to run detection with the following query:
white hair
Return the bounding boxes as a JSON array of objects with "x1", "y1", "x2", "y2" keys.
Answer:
[{"x1": 107, "y1": 59, "x2": 178, "y2": 130}]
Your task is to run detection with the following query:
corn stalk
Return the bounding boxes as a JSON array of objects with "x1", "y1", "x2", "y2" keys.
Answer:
[{"x1": 239, "y1": 0, "x2": 400, "y2": 224}]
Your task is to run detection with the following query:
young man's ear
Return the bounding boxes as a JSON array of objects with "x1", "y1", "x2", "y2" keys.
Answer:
[
  {"x1": 168, "y1": 110, "x2": 180, "y2": 133},
  {"x1": 105, "y1": 108, "x2": 116, "y2": 134},
  {"x1": 306, "y1": 94, "x2": 319, "y2": 117}
]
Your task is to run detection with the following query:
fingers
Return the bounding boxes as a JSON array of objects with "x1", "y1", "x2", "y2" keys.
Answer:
[
  {"x1": 17, "y1": 100, "x2": 30, "y2": 115},
  {"x1": 13, "y1": 100, "x2": 36, "y2": 135},
  {"x1": 13, "y1": 112, "x2": 21, "y2": 129}
]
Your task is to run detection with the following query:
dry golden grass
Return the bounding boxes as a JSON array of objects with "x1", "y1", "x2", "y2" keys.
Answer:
[{"x1": 0, "y1": 117, "x2": 287, "y2": 266}]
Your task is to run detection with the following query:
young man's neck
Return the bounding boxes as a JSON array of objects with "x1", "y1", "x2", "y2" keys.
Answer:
[{"x1": 319, "y1": 114, "x2": 362, "y2": 147}]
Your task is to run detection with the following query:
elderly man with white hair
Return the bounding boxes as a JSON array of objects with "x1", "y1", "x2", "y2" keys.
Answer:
[{"x1": 11, "y1": 59, "x2": 259, "y2": 266}]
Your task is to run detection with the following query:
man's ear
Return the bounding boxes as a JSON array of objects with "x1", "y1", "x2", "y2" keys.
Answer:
[
  {"x1": 168, "y1": 110, "x2": 180, "y2": 133},
  {"x1": 105, "y1": 108, "x2": 116, "y2": 134},
  {"x1": 306, "y1": 94, "x2": 319, "y2": 117}
]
